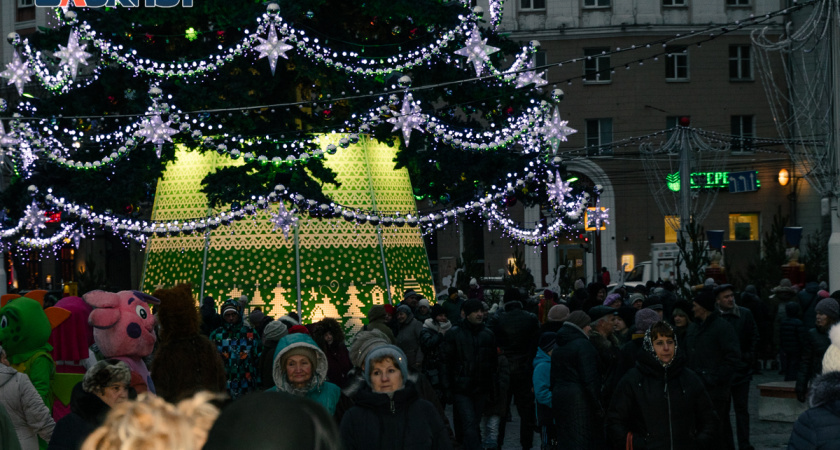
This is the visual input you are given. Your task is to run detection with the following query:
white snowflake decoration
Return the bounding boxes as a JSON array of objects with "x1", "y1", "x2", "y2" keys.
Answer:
[
  {"x1": 54, "y1": 31, "x2": 91, "y2": 80},
  {"x1": 540, "y1": 107, "x2": 577, "y2": 154},
  {"x1": 514, "y1": 60, "x2": 548, "y2": 89},
  {"x1": 587, "y1": 199, "x2": 610, "y2": 232},
  {"x1": 547, "y1": 171, "x2": 573, "y2": 204},
  {"x1": 69, "y1": 229, "x2": 86, "y2": 248},
  {"x1": 271, "y1": 203, "x2": 298, "y2": 239},
  {"x1": 136, "y1": 114, "x2": 178, "y2": 158},
  {"x1": 24, "y1": 203, "x2": 48, "y2": 238},
  {"x1": 254, "y1": 25, "x2": 293, "y2": 76},
  {"x1": 0, "y1": 52, "x2": 33, "y2": 96},
  {"x1": 454, "y1": 26, "x2": 499, "y2": 76},
  {"x1": 387, "y1": 93, "x2": 425, "y2": 146},
  {"x1": 0, "y1": 120, "x2": 19, "y2": 150}
]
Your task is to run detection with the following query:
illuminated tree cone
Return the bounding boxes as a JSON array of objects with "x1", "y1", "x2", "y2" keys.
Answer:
[{"x1": 140, "y1": 135, "x2": 434, "y2": 338}]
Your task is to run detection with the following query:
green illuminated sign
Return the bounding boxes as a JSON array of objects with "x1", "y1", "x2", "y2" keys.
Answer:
[{"x1": 666, "y1": 171, "x2": 760, "y2": 192}]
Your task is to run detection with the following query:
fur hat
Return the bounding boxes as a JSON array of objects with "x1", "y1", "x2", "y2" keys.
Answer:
[
  {"x1": 565, "y1": 311, "x2": 591, "y2": 329},
  {"x1": 462, "y1": 299, "x2": 483, "y2": 316},
  {"x1": 821, "y1": 324, "x2": 840, "y2": 373},
  {"x1": 816, "y1": 298, "x2": 840, "y2": 321},
  {"x1": 635, "y1": 308, "x2": 661, "y2": 334},
  {"x1": 263, "y1": 321, "x2": 289, "y2": 342},
  {"x1": 83, "y1": 359, "x2": 131, "y2": 393},
  {"x1": 363, "y1": 345, "x2": 409, "y2": 388},
  {"x1": 693, "y1": 290, "x2": 717, "y2": 313},
  {"x1": 280, "y1": 346, "x2": 317, "y2": 370},
  {"x1": 547, "y1": 304, "x2": 570, "y2": 322},
  {"x1": 349, "y1": 329, "x2": 391, "y2": 368}
]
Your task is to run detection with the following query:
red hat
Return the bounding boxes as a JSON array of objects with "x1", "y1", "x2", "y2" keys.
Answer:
[
  {"x1": 383, "y1": 305, "x2": 396, "y2": 315},
  {"x1": 288, "y1": 325, "x2": 310, "y2": 335}
]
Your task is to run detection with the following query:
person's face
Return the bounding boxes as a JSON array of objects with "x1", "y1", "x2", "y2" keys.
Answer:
[
  {"x1": 397, "y1": 311, "x2": 408, "y2": 323},
  {"x1": 0, "y1": 352, "x2": 8, "y2": 366},
  {"x1": 608, "y1": 301, "x2": 621, "y2": 309},
  {"x1": 673, "y1": 315, "x2": 688, "y2": 327},
  {"x1": 652, "y1": 334, "x2": 675, "y2": 364},
  {"x1": 96, "y1": 382, "x2": 129, "y2": 408},
  {"x1": 597, "y1": 289, "x2": 607, "y2": 301},
  {"x1": 614, "y1": 317, "x2": 627, "y2": 332},
  {"x1": 463, "y1": 310, "x2": 484, "y2": 325},
  {"x1": 435, "y1": 313, "x2": 448, "y2": 323},
  {"x1": 692, "y1": 302, "x2": 707, "y2": 320},
  {"x1": 632, "y1": 301, "x2": 643, "y2": 310},
  {"x1": 323, "y1": 331, "x2": 334, "y2": 346},
  {"x1": 285, "y1": 355, "x2": 313, "y2": 387},
  {"x1": 371, "y1": 359, "x2": 404, "y2": 393},
  {"x1": 716, "y1": 289, "x2": 735, "y2": 311},
  {"x1": 384, "y1": 313, "x2": 392, "y2": 322},
  {"x1": 418, "y1": 305, "x2": 429, "y2": 315},
  {"x1": 583, "y1": 324, "x2": 592, "y2": 334},
  {"x1": 816, "y1": 312, "x2": 829, "y2": 329},
  {"x1": 407, "y1": 296, "x2": 419, "y2": 308},
  {"x1": 223, "y1": 311, "x2": 238, "y2": 324}
]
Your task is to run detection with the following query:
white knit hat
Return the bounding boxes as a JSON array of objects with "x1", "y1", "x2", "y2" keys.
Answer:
[{"x1": 821, "y1": 323, "x2": 840, "y2": 373}]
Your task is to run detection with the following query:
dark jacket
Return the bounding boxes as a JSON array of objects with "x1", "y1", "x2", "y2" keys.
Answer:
[
  {"x1": 589, "y1": 329, "x2": 621, "y2": 407},
  {"x1": 258, "y1": 339, "x2": 280, "y2": 390},
  {"x1": 717, "y1": 305, "x2": 759, "y2": 384},
  {"x1": 797, "y1": 327, "x2": 832, "y2": 397},
  {"x1": 684, "y1": 312, "x2": 741, "y2": 391},
  {"x1": 551, "y1": 322, "x2": 603, "y2": 450},
  {"x1": 47, "y1": 383, "x2": 110, "y2": 450},
  {"x1": 788, "y1": 371, "x2": 840, "y2": 449},
  {"x1": 418, "y1": 319, "x2": 449, "y2": 389},
  {"x1": 442, "y1": 319, "x2": 497, "y2": 395},
  {"x1": 606, "y1": 340, "x2": 718, "y2": 450},
  {"x1": 799, "y1": 282, "x2": 822, "y2": 329},
  {"x1": 364, "y1": 305, "x2": 397, "y2": 344},
  {"x1": 780, "y1": 302, "x2": 807, "y2": 355},
  {"x1": 441, "y1": 296, "x2": 464, "y2": 326},
  {"x1": 199, "y1": 299, "x2": 222, "y2": 337},
  {"x1": 339, "y1": 381, "x2": 452, "y2": 450},
  {"x1": 395, "y1": 310, "x2": 424, "y2": 369},
  {"x1": 488, "y1": 301, "x2": 540, "y2": 374},
  {"x1": 615, "y1": 335, "x2": 646, "y2": 384}
]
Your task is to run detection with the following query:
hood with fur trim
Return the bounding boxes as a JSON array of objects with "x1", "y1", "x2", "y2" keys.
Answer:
[
  {"x1": 809, "y1": 371, "x2": 840, "y2": 408},
  {"x1": 272, "y1": 333, "x2": 329, "y2": 394}
]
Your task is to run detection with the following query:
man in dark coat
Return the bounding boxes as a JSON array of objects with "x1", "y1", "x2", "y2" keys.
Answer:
[
  {"x1": 199, "y1": 296, "x2": 222, "y2": 337},
  {"x1": 684, "y1": 289, "x2": 741, "y2": 450},
  {"x1": 551, "y1": 310, "x2": 603, "y2": 450},
  {"x1": 443, "y1": 299, "x2": 497, "y2": 450},
  {"x1": 488, "y1": 290, "x2": 540, "y2": 449},
  {"x1": 715, "y1": 284, "x2": 760, "y2": 450},
  {"x1": 587, "y1": 305, "x2": 622, "y2": 409},
  {"x1": 441, "y1": 287, "x2": 464, "y2": 326}
]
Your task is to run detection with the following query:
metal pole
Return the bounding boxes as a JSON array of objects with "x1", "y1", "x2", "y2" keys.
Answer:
[
  {"x1": 198, "y1": 209, "x2": 212, "y2": 301},
  {"x1": 828, "y1": 7, "x2": 840, "y2": 291},
  {"x1": 679, "y1": 128, "x2": 692, "y2": 237},
  {"x1": 294, "y1": 220, "x2": 302, "y2": 316},
  {"x1": 361, "y1": 135, "x2": 393, "y2": 304}
]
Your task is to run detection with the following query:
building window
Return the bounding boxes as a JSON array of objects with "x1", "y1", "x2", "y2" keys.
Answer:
[
  {"x1": 586, "y1": 118, "x2": 613, "y2": 156},
  {"x1": 584, "y1": 48, "x2": 611, "y2": 83},
  {"x1": 729, "y1": 213, "x2": 759, "y2": 241},
  {"x1": 664, "y1": 216, "x2": 680, "y2": 243},
  {"x1": 665, "y1": 46, "x2": 689, "y2": 81},
  {"x1": 584, "y1": 0, "x2": 611, "y2": 7},
  {"x1": 521, "y1": 0, "x2": 546, "y2": 9},
  {"x1": 663, "y1": 0, "x2": 686, "y2": 5},
  {"x1": 731, "y1": 115, "x2": 754, "y2": 152},
  {"x1": 621, "y1": 254, "x2": 635, "y2": 272},
  {"x1": 729, "y1": 45, "x2": 753, "y2": 80},
  {"x1": 726, "y1": 0, "x2": 750, "y2": 5}
]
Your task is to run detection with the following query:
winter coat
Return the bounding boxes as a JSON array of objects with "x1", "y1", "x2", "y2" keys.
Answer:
[
  {"x1": 606, "y1": 335, "x2": 719, "y2": 450},
  {"x1": 269, "y1": 333, "x2": 341, "y2": 414},
  {"x1": 488, "y1": 301, "x2": 540, "y2": 374},
  {"x1": 773, "y1": 286, "x2": 799, "y2": 349},
  {"x1": 0, "y1": 403, "x2": 22, "y2": 450},
  {"x1": 442, "y1": 319, "x2": 497, "y2": 395},
  {"x1": 441, "y1": 297, "x2": 463, "y2": 326},
  {"x1": 257, "y1": 339, "x2": 280, "y2": 390},
  {"x1": 485, "y1": 353, "x2": 511, "y2": 417},
  {"x1": 797, "y1": 327, "x2": 832, "y2": 397},
  {"x1": 533, "y1": 347, "x2": 552, "y2": 427},
  {"x1": 684, "y1": 312, "x2": 741, "y2": 391},
  {"x1": 717, "y1": 305, "x2": 759, "y2": 384},
  {"x1": 340, "y1": 381, "x2": 452, "y2": 450},
  {"x1": 788, "y1": 370, "x2": 840, "y2": 449},
  {"x1": 616, "y1": 336, "x2": 645, "y2": 383},
  {"x1": 798, "y1": 282, "x2": 821, "y2": 331},
  {"x1": 418, "y1": 318, "x2": 450, "y2": 389},
  {"x1": 208, "y1": 299, "x2": 261, "y2": 400},
  {"x1": 551, "y1": 322, "x2": 604, "y2": 450},
  {"x1": 364, "y1": 305, "x2": 396, "y2": 344},
  {"x1": 311, "y1": 318, "x2": 353, "y2": 388},
  {"x1": 395, "y1": 311, "x2": 424, "y2": 369},
  {"x1": 780, "y1": 310, "x2": 807, "y2": 357},
  {"x1": 199, "y1": 301, "x2": 222, "y2": 337},
  {"x1": 589, "y1": 329, "x2": 622, "y2": 407},
  {"x1": 47, "y1": 383, "x2": 110, "y2": 450},
  {"x1": 0, "y1": 365, "x2": 54, "y2": 450}
]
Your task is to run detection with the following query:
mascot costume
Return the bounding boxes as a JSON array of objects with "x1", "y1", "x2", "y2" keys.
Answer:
[
  {"x1": 83, "y1": 290, "x2": 159, "y2": 394},
  {"x1": 47, "y1": 296, "x2": 95, "y2": 421}
]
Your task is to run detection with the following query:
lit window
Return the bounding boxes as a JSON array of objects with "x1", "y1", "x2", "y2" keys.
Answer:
[
  {"x1": 729, "y1": 45, "x2": 752, "y2": 80},
  {"x1": 585, "y1": 118, "x2": 613, "y2": 156},
  {"x1": 621, "y1": 254, "x2": 635, "y2": 271},
  {"x1": 665, "y1": 46, "x2": 689, "y2": 81},
  {"x1": 584, "y1": 48, "x2": 611, "y2": 83},
  {"x1": 729, "y1": 213, "x2": 759, "y2": 241},
  {"x1": 665, "y1": 216, "x2": 680, "y2": 243}
]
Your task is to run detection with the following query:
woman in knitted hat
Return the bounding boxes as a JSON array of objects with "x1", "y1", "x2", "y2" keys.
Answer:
[
  {"x1": 49, "y1": 360, "x2": 134, "y2": 450},
  {"x1": 269, "y1": 334, "x2": 341, "y2": 414},
  {"x1": 339, "y1": 345, "x2": 452, "y2": 449},
  {"x1": 796, "y1": 297, "x2": 840, "y2": 402},
  {"x1": 606, "y1": 322, "x2": 718, "y2": 450}
]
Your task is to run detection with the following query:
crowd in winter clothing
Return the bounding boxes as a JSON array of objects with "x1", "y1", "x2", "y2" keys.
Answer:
[{"x1": 2, "y1": 276, "x2": 840, "y2": 449}]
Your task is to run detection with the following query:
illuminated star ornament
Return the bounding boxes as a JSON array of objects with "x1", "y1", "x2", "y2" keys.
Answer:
[
  {"x1": 136, "y1": 114, "x2": 178, "y2": 158},
  {"x1": 54, "y1": 31, "x2": 92, "y2": 80},
  {"x1": 387, "y1": 93, "x2": 425, "y2": 146},
  {"x1": 454, "y1": 26, "x2": 499, "y2": 76},
  {"x1": 271, "y1": 203, "x2": 298, "y2": 239},
  {"x1": 547, "y1": 171, "x2": 573, "y2": 205},
  {"x1": 540, "y1": 107, "x2": 577, "y2": 154},
  {"x1": 515, "y1": 60, "x2": 548, "y2": 89},
  {"x1": 0, "y1": 52, "x2": 33, "y2": 96},
  {"x1": 24, "y1": 203, "x2": 48, "y2": 238},
  {"x1": 68, "y1": 229, "x2": 86, "y2": 248},
  {"x1": 588, "y1": 199, "x2": 610, "y2": 232},
  {"x1": 0, "y1": 120, "x2": 19, "y2": 150},
  {"x1": 254, "y1": 25, "x2": 293, "y2": 76}
]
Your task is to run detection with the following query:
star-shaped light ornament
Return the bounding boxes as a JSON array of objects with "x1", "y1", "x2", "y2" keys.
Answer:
[
  {"x1": 137, "y1": 114, "x2": 179, "y2": 158},
  {"x1": 254, "y1": 25, "x2": 293, "y2": 76},
  {"x1": 54, "y1": 31, "x2": 92, "y2": 80},
  {"x1": 587, "y1": 199, "x2": 610, "y2": 232},
  {"x1": 540, "y1": 107, "x2": 577, "y2": 154},
  {"x1": 68, "y1": 229, "x2": 86, "y2": 248},
  {"x1": 387, "y1": 93, "x2": 425, "y2": 146},
  {"x1": 271, "y1": 203, "x2": 298, "y2": 239},
  {"x1": 515, "y1": 60, "x2": 548, "y2": 89},
  {"x1": 454, "y1": 26, "x2": 499, "y2": 76},
  {"x1": 0, "y1": 120, "x2": 19, "y2": 153},
  {"x1": 24, "y1": 203, "x2": 48, "y2": 238},
  {"x1": 0, "y1": 52, "x2": 33, "y2": 96},
  {"x1": 547, "y1": 171, "x2": 573, "y2": 205}
]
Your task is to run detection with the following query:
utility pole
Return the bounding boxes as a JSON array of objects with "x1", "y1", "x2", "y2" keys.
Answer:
[
  {"x1": 679, "y1": 126, "x2": 692, "y2": 238},
  {"x1": 829, "y1": 7, "x2": 840, "y2": 291}
]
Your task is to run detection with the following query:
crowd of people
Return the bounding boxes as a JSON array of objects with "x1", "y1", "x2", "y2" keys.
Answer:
[{"x1": 0, "y1": 276, "x2": 839, "y2": 449}]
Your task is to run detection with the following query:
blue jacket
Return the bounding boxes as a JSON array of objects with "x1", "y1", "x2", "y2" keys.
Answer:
[
  {"x1": 532, "y1": 347, "x2": 552, "y2": 408},
  {"x1": 268, "y1": 334, "x2": 341, "y2": 414}
]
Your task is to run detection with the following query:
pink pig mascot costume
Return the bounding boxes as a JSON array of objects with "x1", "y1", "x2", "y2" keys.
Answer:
[{"x1": 83, "y1": 290, "x2": 160, "y2": 394}]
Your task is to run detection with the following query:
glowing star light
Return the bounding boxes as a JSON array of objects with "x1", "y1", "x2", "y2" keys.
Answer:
[
  {"x1": 547, "y1": 171, "x2": 573, "y2": 204},
  {"x1": 387, "y1": 93, "x2": 424, "y2": 146},
  {"x1": 540, "y1": 107, "x2": 577, "y2": 154},
  {"x1": 0, "y1": 52, "x2": 33, "y2": 96},
  {"x1": 515, "y1": 60, "x2": 548, "y2": 89},
  {"x1": 587, "y1": 200, "x2": 610, "y2": 232},
  {"x1": 136, "y1": 114, "x2": 178, "y2": 158},
  {"x1": 254, "y1": 25, "x2": 293, "y2": 76},
  {"x1": 54, "y1": 31, "x2": 92, "y2": 80},
  {"x1": 454, "y1": 26, "x2": 499, "y2": 76},
  {"x1": 0, "y1": 120, "x2": 19, "y2": 150},
  {"x1": 271, "y1": 203, "x2": 298, "y2": 239},
  {"x1": 24, "y1": 203, "x2": 48, "y2": 238}
]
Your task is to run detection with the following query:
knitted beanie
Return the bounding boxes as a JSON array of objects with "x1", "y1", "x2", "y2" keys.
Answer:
[
  {"x1": 816, "y1": 298, "x2": 840, "y2": 321},
  {"x1": 280, "y1": 346, "x2": 317, "y2": 371},
  {"x1": 634, "y1": 308, "x2": 661, "y2": 334},
  {"x1": 417, "y1": 298, "x2": 431, "y2": 309},
  {"x1": 565, "y1": 311, "x2": 591, "y2": 329},
  {"x1": 547, "y1": 304, "x2": 570, "y2": 322},
  {"x1": 821, "y1": 324, "x2": 840, "y2": 373},
  {"x1": 348, "y1": 329, "x2": 391, "y2": 368},
  {"x1": 288, "y1": 325, "x2": 310, "y2": 335},
  {"x1": 249, "y1": 309, "x2": 265, "y2": 326},
  {"x1": 221, "y1": 302, "x2": 239, "y2": 316},
  {"x1": 364, "y1": 345, "x2": 409, "y2": 388},
  {"x1": 603, "y1": 293, "x2": 623, "y2": 307},
  {"x1": 263, "y1": 320, "x2": 289, "y2": 342},
  {"x1": 462, "y1": 299, "x2": 483, "y2": 316},
  {"x1": 693, "y1": 289, "x2": 716, "y2": 313}
]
